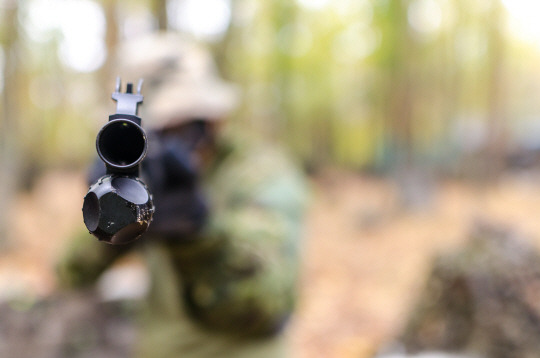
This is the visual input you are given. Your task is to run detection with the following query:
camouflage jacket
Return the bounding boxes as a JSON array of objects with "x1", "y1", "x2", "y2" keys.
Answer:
[{"x1": 58, "y1": 134, "x2": 308, "y2": 341}]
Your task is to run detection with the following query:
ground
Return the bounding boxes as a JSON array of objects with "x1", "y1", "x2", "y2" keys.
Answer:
[{"x1": 4, "y1": 169, "x2": 540, "y2": 357}]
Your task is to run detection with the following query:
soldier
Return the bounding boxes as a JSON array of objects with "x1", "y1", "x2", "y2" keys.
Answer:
[{"x1": 58, "y1": 33, "x2": 307, "y2": 358}]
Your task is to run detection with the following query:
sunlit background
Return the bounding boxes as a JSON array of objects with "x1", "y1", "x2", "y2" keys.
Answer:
[
  {"x1": 4, "y1": 0, "x2": 540, "y2": 357},
  {"x1": 5, "y1": 0, "x2": 540, "y2": 171}
]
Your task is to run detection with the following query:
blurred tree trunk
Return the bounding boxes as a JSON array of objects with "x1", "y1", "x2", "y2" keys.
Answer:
[
  {"x1": 151, "y1": 0, "x2": 168, "y2": 31},
  {"x1": 270, "y1": 1, "x2": 303, "y2": 150},
  {"x1": 378, "y1": 0, "x2": 430, "y2": 208},
  {"x1": 482, "y1": 0, "x2": 507, "y2": 181},
  {"x1": 212, "y1": 0, "x2": 239, "y2": 78},
  {"x1": 0, "y1": 0, "x2": 21, "y2": 245},
  {"x1": 100, "y1": 0, "x2": 120, "y2": 89},
  {"x1": 442, "y1": 0, "x2": 465, "y2": 176}
]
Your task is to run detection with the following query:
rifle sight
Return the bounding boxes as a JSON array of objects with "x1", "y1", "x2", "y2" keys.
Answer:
[{"x1": 82, "y1": 78, "x2": 154, "y2": 245}]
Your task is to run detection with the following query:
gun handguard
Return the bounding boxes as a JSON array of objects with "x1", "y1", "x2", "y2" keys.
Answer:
[{"x1": 82, "y1": 79, "x2": 154, "y2": 245}]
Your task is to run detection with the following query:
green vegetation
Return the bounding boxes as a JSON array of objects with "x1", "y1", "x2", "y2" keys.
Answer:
[{"x1": 2, "y1": 0, "x2": 540, "y2": 179}]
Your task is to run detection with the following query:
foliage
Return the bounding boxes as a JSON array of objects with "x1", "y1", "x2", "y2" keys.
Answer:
[{"x1": 2, "y1": 0, "x2": 540, "y2": 180}]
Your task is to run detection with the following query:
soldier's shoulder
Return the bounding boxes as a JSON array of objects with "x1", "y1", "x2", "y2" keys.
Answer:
[
  {"x1": 207, "y1": 133, "x2": 308, "y2": 213},
  {"x1": 215, "y1": 133, "x2": 301, "y2": 177}
]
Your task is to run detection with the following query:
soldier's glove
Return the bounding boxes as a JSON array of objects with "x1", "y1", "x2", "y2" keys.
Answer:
[{"x1": 142, "y1": 135, "x2": 209, "y2": 240}]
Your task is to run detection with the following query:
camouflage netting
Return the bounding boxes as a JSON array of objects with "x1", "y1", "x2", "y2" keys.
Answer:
[
  {"x1": 395, "y1": 222, "x2": 540, "y2": 358},
  {"x1": 0, "y1": 291, "x2": 136, "y2": 358}
]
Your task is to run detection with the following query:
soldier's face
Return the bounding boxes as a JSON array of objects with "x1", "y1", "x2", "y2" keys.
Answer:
[{"x1": 160, "y1": 119, "x2": 217, "y2": 169}]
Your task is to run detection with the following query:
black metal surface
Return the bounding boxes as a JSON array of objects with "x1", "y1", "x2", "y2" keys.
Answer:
[
  {"x1": 97, "y1": 119, "x2": 147, "y2": 171},
  {"x1": 82, "y1": 79, "x2": 154, "y2": 244},
  {"x1": 83, "y1": 176, "x2": 153, "y2": 244}
]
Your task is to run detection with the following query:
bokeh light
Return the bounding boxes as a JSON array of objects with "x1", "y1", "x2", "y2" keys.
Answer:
[
  {"x1": 503, "y1": 0, "x2": 540, "y2": 49},
  {"x1": 24, "y1": 0, "x2": 106, "y2": 72},
  {"x1": 168, "y1": 0, "x2": 231, "y2": 41},
  {"x1": 407, "y1": 0, "x2": 443, "y2": 36},
  {"x1": 295, "y1": 0, "x2": 331, "y2": 11}
]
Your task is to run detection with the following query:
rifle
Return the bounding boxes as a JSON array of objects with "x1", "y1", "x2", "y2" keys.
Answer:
[{"x1": 82, "y1": 78, "x2": 154, "y2": 245}]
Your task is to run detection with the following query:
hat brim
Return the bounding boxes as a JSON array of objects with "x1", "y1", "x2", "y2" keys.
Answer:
[{"x1": 143, "y1": 79, "x2": 240, "y2": 129}]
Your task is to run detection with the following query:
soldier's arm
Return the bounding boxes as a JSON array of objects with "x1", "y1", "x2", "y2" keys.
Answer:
[
  {"x1": 171, "y1": 145, "x2": 308, "y2": 336},
  {"x1": 57, "y1": 229, "x2": 131, "y2": 288}
]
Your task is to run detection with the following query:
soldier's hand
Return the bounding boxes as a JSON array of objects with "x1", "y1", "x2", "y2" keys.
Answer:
[{"x1": 142, "y1": 136, "x2": 209, "y2": 240}]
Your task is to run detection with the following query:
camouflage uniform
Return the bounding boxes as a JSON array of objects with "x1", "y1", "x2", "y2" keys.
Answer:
[{"x1": 58, "y1": 33, "x2": 307, "y2": 357}]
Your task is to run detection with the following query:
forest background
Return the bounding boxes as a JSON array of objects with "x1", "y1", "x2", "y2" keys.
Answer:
[{"x1": 2, "y1": 0, "x2": 540, "y2": 357}]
